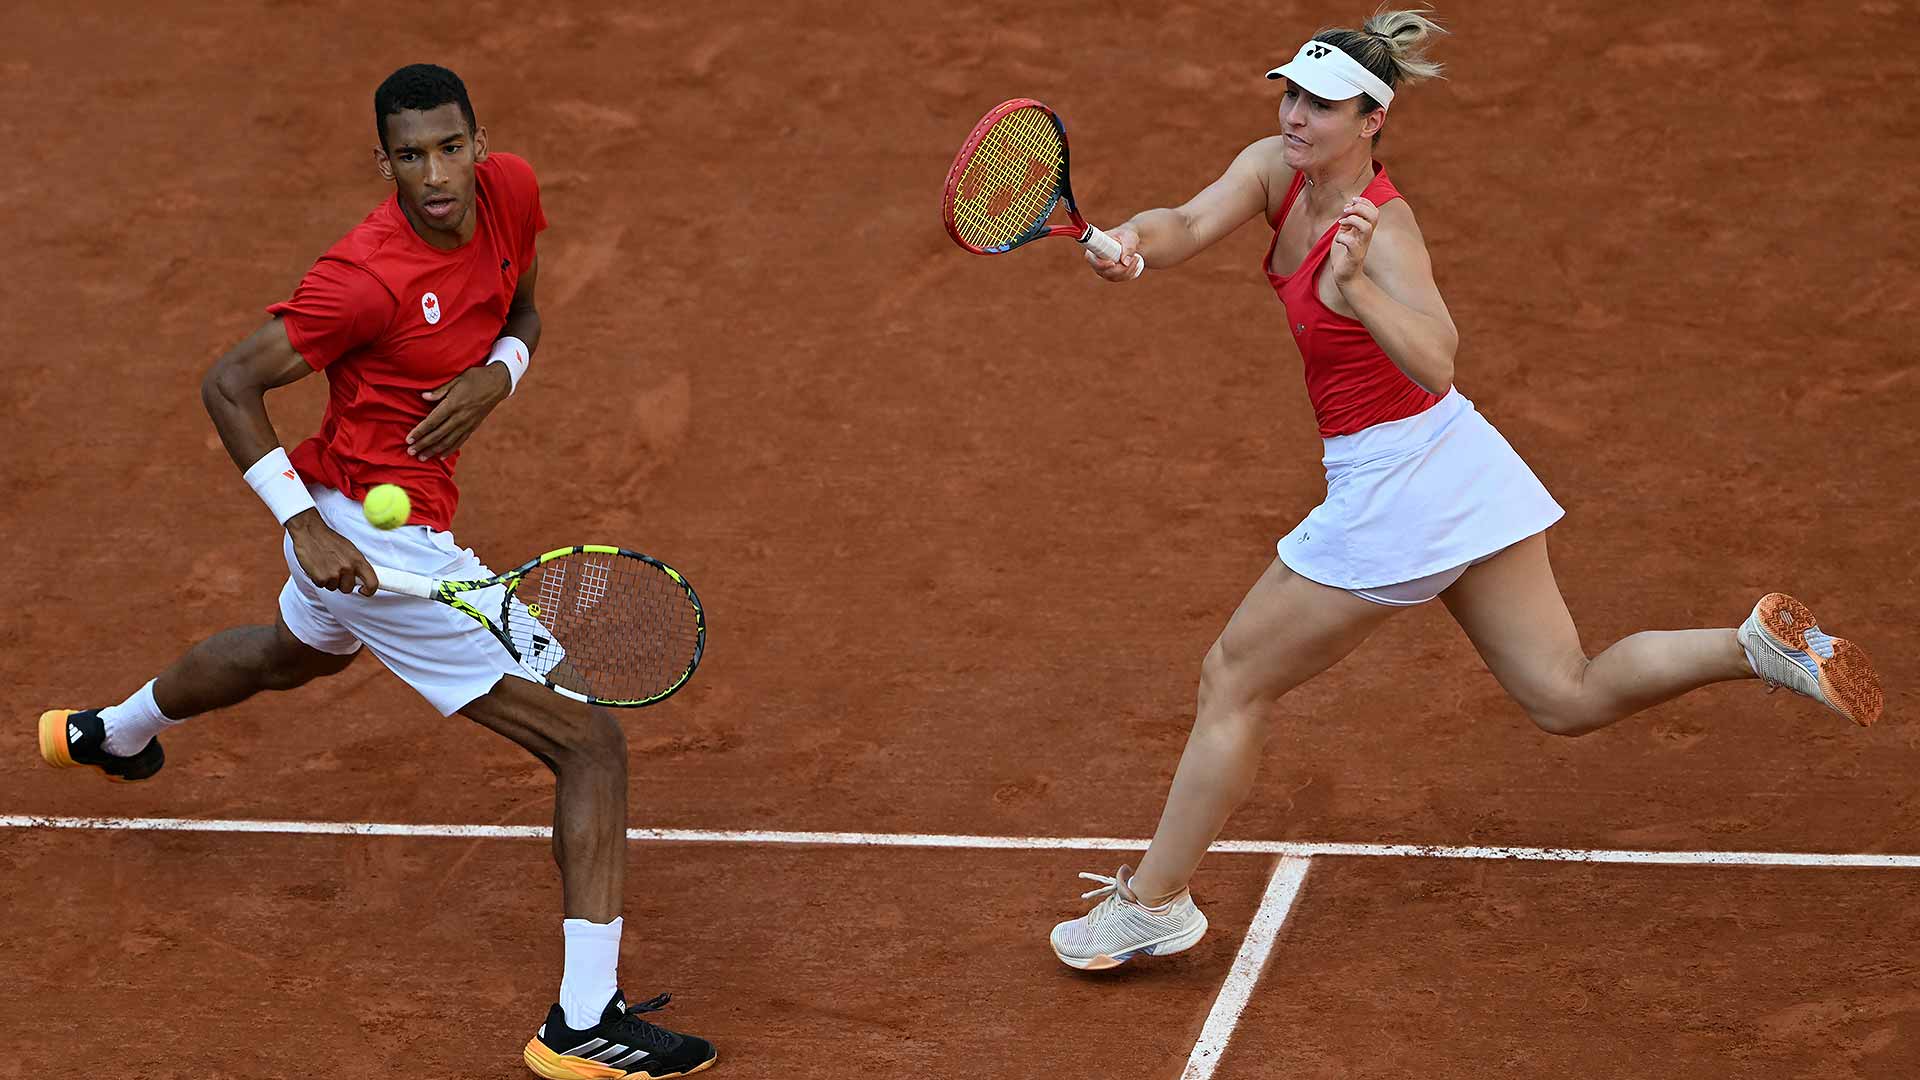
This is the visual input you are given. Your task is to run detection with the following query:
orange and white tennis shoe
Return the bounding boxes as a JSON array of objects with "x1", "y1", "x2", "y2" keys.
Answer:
[
  {"x1": 1049, "y1": 865, "x2": 1208, "y2": 971},
  {"x1": 1738, "y1": 593, "x2": 1883, "y2": 726}
]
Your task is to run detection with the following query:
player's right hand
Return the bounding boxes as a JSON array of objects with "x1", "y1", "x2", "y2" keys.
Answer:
[
  {"x1": 1084, "y1": 224, "x2": 1145, "y2": 283},
  {"x1": 287, "y1": 510, "x2": 380, "y2": 596}
]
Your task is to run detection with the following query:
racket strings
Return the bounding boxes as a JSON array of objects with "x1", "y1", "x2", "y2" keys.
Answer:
[
  {"x1": 951, "y1": 107, "x2": 1065, "y2": 250},
  {"x1": 511, "y1": 554, "x2": 701, "y2": 704}
]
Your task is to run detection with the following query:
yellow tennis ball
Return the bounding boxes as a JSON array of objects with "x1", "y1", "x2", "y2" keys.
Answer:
[{"x1": 363, "y1": 484, "x2": 411, "y2": 530}]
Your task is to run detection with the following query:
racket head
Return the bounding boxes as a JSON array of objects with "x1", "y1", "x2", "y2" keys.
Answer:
[
  {"x1": 494, "y1": 545, "x2": 706, "y2": 708},
  {"x1": 942, "y1": 98, "x2": 1088, "y2": 255}
]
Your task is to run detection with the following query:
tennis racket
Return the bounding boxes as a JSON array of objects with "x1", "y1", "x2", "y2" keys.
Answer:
[
  {"x1": 941, "y1": 97, "x2": 1144, "y2": 277},
  {"x1": 374, "y1": 545, "x2": 705, "y2": 708}
]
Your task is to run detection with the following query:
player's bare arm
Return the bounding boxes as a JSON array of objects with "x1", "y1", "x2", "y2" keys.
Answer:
[
  {"x1": 1328, "y1": 197, "x2": 1458, "y2": 393},
  {"x1": 200, "y1": 318, "x2": 378, "y2": 595},
  {"x1": 1090, "y1": 137, "x2": 1288, "y2": 281},
  {"x1": 407, "y1": 253, "x2": 541, "y2": 460}
]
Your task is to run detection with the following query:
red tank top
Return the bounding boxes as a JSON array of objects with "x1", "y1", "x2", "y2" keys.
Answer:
[{"x1": 1263, "y1": 163, "x2": 1440, "y2": 437}]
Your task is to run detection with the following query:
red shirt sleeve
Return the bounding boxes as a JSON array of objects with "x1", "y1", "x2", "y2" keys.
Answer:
[
  {"x1": 527, "y1": 168, "x2": 548, "y2": 244},
  {"x1": 265, "y1": 257, "x2": 396, "y2": 370},
  {"x1": 490, "y1": 152, "x2": 548, "y2": 265}
]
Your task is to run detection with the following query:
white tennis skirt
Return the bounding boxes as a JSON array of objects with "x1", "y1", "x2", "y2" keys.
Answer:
[{"x1": 1276, "y1": 389, "x2": 1564, "y2": 590}]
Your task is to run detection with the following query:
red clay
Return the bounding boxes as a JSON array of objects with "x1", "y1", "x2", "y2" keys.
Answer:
[{"x1": 2, "y1": 1, "x2": 1914, "y2": 1077}]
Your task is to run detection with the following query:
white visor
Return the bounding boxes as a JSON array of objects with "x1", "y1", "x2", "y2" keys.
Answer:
[{"x1": 1265, "y1": 40, "x2": 1394, "y2": 110}]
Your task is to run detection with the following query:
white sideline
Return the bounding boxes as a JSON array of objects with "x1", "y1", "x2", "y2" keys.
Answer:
[
  {"x1": 2, "y1": 815, "x2": 1918, "y2": 868},
  {"x1": 1181, "y1": 857, "x2": 1312, "y2": 1080}
]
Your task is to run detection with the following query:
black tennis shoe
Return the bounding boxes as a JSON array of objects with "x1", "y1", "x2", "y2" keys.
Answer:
[
  {"x1": 524, "y1": 991, "x2": 717, "y2": 1079},
  {"x1": 38, "y1": 708, "x2": 164, "y2": 782}
]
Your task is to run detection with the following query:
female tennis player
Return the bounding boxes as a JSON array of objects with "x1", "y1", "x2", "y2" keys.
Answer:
[{"x1": 1049, "y1": 9, "x2": 1884, "y2": 971}]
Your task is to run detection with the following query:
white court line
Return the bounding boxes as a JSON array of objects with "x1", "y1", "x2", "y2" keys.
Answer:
[
  {"x1": 1181, "y1": 857, "x2": 1312, "y2": 1080},
  {"x1": 2, "y1": 815, "x2": 1918, "y2": 868}
]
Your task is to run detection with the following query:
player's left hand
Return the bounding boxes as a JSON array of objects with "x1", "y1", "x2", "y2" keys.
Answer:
[
  {"x1": 407, "y1": 363, "x2": 512, "y2": 459},
  {"x1": 1328, "y1": 196, "x2": 1379, "y2": 289}
]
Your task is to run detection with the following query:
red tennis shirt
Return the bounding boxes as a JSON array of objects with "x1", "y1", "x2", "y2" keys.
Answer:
[
  {"x1": 1263, "y1": 163, "x2": 1440, "y2": 438},
  {"x1": 268, "y1": 151, "x2": 547, "y2": 531}
]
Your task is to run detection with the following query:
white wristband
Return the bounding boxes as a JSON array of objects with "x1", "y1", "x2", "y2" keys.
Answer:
[
  {"x1": 486, "y1": 335, "x2": 530, "y2": 395},
  {"x1": 242, "y1": 446, "x2": 317, "y2": 525}
]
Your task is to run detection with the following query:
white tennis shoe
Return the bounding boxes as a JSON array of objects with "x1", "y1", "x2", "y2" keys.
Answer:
[
  {"x1": 1738, "y1": 592, "x2": 1883, "y2": 726},
  {"x1": 1049, "y1": 865, "x2": 1208, "y2": 971}
]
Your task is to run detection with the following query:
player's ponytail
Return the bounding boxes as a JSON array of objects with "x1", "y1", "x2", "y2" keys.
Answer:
[
  {"x1": 1312, "y1": 7, "x2": 1448, "y2": 141},
  {"x1": 1357, "y1": 8, "x2": 1447, "y2": 87}
]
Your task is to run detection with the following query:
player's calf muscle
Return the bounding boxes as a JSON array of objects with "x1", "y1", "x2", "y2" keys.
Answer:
[{"x1": 153, "y1": 623, "x2": 351, "y2": 716}]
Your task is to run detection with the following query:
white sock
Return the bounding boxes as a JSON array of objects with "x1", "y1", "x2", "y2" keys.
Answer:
[
  {"x1": 99, "y1": 680, "x2": 177, "y2": 756},
  {"x1": 560, "y1": 916, "x2": 623, "y2": 1029}
]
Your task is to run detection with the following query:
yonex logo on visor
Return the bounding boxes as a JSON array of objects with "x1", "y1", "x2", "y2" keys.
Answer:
[{"x1": 1265, "y1": 40, "x2": 1396, "y2": 110}]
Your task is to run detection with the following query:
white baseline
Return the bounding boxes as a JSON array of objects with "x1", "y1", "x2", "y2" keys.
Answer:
[{"x1": 1, "y1": 816, "x2": 1916, "y2": 868}]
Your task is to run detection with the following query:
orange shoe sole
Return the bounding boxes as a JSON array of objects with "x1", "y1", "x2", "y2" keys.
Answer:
[
  {"x1": 523, "y1": 1037, "x2": 716, "y2": 1079},
  {"x1": 38, "y1": 709, "x2": 79, "y2": 768},
  {"x1": 1753, "y1": 593, "x2": 1884, "y2": 726},
  {"x1": 37, "y1": 709, "x2": 152, "y2": 782}
]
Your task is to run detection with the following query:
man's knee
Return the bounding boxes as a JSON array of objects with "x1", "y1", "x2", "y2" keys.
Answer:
[
  {"x1": 529, "y1": 703, "x2": 627, "y2": 785},
  {"x1": 468, "y1": 681, "x2": 626, "y2": 774},
  {"x1": 561, "y1": 705, "x2": 627, "y2": 765}
]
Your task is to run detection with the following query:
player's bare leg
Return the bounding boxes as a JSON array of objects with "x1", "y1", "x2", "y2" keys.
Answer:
[
  {"x1": 39, "y1": 614, "x2": 356, "y2": 779},
  {"x1": 1129, "y1": 560, "x2": 1396, "y2": 903},
  {"x1": 1443, "y1": 532, "x2": 1880, "y2": 729},
  {"x1": 461, "y1": 677, "x2": 715, "y2": 1076},
  {"x1": 150, "y1": 616, "x2": 359, "y2": 719},
  {"x1": 1443, "y1": 533, "x2": 1762, "y2": 735},
  {"x1": 460, "y1": 676, "x2": 628, "y2": 919},
  {"x1": 1050, "y1": 559, "x2": 1396, "y2": 970}
]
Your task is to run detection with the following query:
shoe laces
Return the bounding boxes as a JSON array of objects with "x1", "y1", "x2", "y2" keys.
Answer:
[
  {"x1": 1077, "y1": 871, "x2": 1123, "y2": 901},
  {"x1": 606, "y1": 994, "x2": 684, "y2": 1052},
  {"x1": 1074, "y1": 869, "x2": 1137, "y2": 928}
]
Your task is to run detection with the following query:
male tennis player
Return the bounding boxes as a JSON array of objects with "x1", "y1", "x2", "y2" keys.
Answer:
[{"x1": 36, "y1": 64, "x2": 717, "y2": 1079}]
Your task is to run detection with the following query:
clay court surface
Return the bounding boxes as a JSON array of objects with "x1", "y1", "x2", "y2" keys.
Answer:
[{"x1": 4, "y1": 1, "x2": 1918, "y2": 1077}]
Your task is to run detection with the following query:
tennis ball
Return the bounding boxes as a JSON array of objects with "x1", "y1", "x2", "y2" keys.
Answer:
[{"x1": 363, "y1": 484, "x2": 411, "y2": 530}]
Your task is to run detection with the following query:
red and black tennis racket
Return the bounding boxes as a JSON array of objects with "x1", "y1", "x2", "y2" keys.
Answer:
[{"x1": 941, "y1": 98, "x2": 1145, "y2": 277}]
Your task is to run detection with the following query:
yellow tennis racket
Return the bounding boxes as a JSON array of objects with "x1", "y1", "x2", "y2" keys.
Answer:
[{"x1": 375, "y1": 545, "x2": 704, "y2": 708}]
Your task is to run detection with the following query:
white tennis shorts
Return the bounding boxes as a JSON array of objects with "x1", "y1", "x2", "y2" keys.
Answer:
[{"x1": 278, "y1": 484, "x2": 535, "y2": 715}]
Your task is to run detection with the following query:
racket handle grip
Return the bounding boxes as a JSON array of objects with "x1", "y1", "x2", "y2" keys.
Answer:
[
  {"x1": 1081, "y1": 225, "x2": 1147, "y2": 278},
  {"x1": 372, "y1": 565, "x2": 435, "y2": 599}
]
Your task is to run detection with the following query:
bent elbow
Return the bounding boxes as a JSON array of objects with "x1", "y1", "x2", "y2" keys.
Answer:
[
  {"x1": 1409, "y1": 351, "x2": 1453, "y2": 396},
  {"x1": 200, "y1": 363, "x2": 236, "y2": 415},
  {"x1": 1426, "y1": 336, "x2": 1458, "y2": 393},
  {"x1": 200, "y1": 356, "x2": 261, "y2": 417}
]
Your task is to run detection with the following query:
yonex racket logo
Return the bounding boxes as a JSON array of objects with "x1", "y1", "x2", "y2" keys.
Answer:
[
  {"x1": 1306, "y1": 44, "x2": 1331, "y2": 59},
  {"x1": 984, "y1": 157, "x2": 1053, "y2": 218},
  {"x1": 421, "y1": 292, "x2": 441, "y2": 325},
  {"x1": 958, "y1": 124, "x2": 1057, "y2": 220}
]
